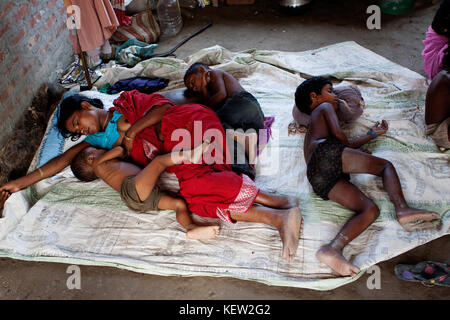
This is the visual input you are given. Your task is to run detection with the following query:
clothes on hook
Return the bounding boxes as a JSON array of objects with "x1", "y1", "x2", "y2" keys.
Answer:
[{"x1": 66, "y1": 0, "x2": 120, "y2": 59}]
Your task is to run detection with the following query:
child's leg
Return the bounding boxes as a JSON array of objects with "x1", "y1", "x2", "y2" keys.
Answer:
[
  {"x1": 230, "y1": 204, "x2": 302, "y2": 260},
  {"x1": 318, "y1": 179, "x2": 380, "y2": 277},
  {"x1": 227, "y1": 130, "x2": 258, "y2": 164},
  {"x1": 254, "y1": 190, "x2": 299, "y2": 209},
  {"x1": 157, "y1": 195, "x2": 219, "y2": 240},
  {"x1": 134, "y1": 141, "x2": 211, "y2": 201},
  {"x1": 341, "y1": 148, "x2": 441, "y2": 231}
]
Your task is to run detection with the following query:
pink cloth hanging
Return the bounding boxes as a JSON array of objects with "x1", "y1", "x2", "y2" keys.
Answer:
[
  {"x1": 422, "y1": 26, "x2": 449, "y2": 80},
  {"x1": 67, "y1": 0, "x2": 120, "y2": 54}
]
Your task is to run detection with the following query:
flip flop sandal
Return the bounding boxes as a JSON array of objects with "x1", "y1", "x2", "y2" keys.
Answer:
[{"x1": 394, "y1": 261, "x2": 450, "y2": 287}]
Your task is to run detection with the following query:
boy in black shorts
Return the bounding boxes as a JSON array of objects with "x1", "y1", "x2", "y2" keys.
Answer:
[
  {"x1": 295, "y1": 77, "x2": 442, "y2": 277},
  {"x1": 184, "y1": 63, "x2": 270, "y2": 179}
]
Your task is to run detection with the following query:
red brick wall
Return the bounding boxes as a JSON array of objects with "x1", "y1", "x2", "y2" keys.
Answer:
[{"x1": 0, "y1": 1, "x2": 73, "y2": 141}]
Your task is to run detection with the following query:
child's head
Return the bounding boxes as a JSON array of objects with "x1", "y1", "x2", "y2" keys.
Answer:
[
  {"x1": 184, "y1": 62, "x2": 210, "y2": 92},
  {"x1": 294, "y1": 77, "x2": 336, "y2": 115},
  {"x1": 70, "y1": 147, "x2": 104, "y2": 182},
  {"x1": 57, "y1": 94, "x2": 104, "y2": 141},
  {"x1": 432, "y1": 0, "x2": 450, "y2": 38}
]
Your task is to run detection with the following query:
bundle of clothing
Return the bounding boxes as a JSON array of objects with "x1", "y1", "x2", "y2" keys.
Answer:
[{"x1": 289, "y1": 85, "x2": 365, "y2": 134}]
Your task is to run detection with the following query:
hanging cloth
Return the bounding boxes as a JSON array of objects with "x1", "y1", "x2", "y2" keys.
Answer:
[{"x1": 65, "y1": 0, "x2": 120, "y2": 54}]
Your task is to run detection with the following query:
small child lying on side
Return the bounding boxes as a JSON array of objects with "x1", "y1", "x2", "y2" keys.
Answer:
[
  {"x1": 70, "y1": 141, "x2": 220, "y2": 240},
  {"x1": 296, "y1": 77, "x2": 442, "y2": 277},
  {"x1": 183, "y1": 63, "x2": 273, "y2": 178}
]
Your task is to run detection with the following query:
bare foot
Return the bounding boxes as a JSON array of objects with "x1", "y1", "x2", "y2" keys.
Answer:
[
  {"x1": 186, "y1": 225, "x2": 220, "y2": 240},
  {"x1": 396, "y1": 208, "x2": 442, "y2": 232},
  {"x1": 279, "y1": 208, "x2": 302, "y2": 260},
  {"x1": 316, "y1": 244, "x2": 360, "y2": 277}
]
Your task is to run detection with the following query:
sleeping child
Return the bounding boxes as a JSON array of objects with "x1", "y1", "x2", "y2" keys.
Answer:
[
  {"x1": 183, "y1": 62, "x2": 273, "y2": 178},
  {"x1": 295, "y1": 77, "x2": 442, "y2": 277},
  {"x1": 72, "y1": 141, "x2": 304, "y2": 260},
  {"x1": 70, "y1": 140, "x2": 221, "y2": 240}
]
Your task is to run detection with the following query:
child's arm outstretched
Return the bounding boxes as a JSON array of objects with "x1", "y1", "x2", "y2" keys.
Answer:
[
  {"x1": 0, "y1": 141, "x2": 91, "y2": 195},
  {"x1": 322, "y1": 103, "x2": 388, "y2": 148}
]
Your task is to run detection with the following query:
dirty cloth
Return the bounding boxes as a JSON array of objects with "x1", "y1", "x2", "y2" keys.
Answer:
[
  {"x1": 426, "y1": 117, "x2": 450, "y2": 149},
  {"x1": 2, "y1": 42, "x2": 449, "y2": 291},
  {"x1": 115, "y1": 39, "x2": 159, "y2": 67}
]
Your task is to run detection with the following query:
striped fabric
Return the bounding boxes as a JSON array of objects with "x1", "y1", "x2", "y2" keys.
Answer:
[{"x1": 111, "y1": 10, "x2": 160, "y2": 43}]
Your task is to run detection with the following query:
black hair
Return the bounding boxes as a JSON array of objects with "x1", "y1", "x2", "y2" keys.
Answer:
[
  {"x1": 294, "y1": 77, "x2": 332, "y2": 115},
  {"x1": 70, "y1": 148, "x2": 98, "y2": 182},
  {"x1": 57, "y1": 94, "x2": 104, "y2": 141},
  {"x1": 183, "y1": 62, "x2": 210, "y2": 87},
  {"x1": 432, "y1": 0, "x2": 450, "y2": 37}
]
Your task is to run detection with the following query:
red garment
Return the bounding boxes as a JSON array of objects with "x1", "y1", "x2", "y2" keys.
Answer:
[
  {"x1": 111, "y1": 91, "x2": 259, "y2": 223},
  {"x1": 113, "y1": 9, "x2": 131, "y2": 26},
  {"x1": 110, "y1": 90, "x2": 174, "y2": 167},
  {"x1": 161, "y1": 104, "x2": 260, "y2": 222}
]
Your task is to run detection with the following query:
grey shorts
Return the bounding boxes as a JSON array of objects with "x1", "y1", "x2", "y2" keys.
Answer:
[{"x1": 120, "y1": 175, "x2": 164, "y2": 212}]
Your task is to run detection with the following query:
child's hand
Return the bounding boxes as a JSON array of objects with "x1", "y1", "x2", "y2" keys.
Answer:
[
  {"x1": 0, "y1": 181, "x2": 20, "y2": 194},
  {"x1": 186, "y1": 225, "x2": 220, "y2": 240},
  {"x1": 122, "y1": 135, "x2": 134, "y2": 157},
  {"x1": 371, "y1": 120, "x2": 388, "y2": 136},
  {"x1": 0, "y1": 190, "x2": 11, "y2": 209}
]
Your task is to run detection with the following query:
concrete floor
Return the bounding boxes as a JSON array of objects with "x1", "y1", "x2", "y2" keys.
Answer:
[{"x1": 1, "y1": 0, "x2": 449, "y2": 300}]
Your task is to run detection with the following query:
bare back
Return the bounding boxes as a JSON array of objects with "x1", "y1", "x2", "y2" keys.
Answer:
[
  {"x1": 94, "y1": 159, "x2": 140, "y2": 193},
  {"x1": 209, "y1": 69, "x2": 245, "y2": 100}
]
